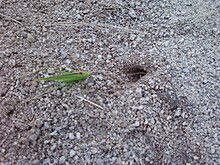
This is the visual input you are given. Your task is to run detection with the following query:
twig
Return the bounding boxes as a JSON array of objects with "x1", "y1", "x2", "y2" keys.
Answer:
[
  {"x1": 0, "y1": 13, "x2": 22, "y2": 25},
  {"x1": 47, "y1": 22, "x2": 148, "y2": 35},
  {"x1": 127, "y1": 72, "x2": 147, "y2": 76},
  {"x1": 74, "y1": 94, "x2": 104, "y2": 110}
]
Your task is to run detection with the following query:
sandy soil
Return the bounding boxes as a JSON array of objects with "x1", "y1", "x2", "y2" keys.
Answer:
[{"x1": 0, "y1": 0, "x2": 219, "y2": 164}]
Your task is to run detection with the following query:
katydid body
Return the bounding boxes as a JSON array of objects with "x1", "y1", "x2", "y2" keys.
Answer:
[
  {"x1": 36, "y1": 71, "x2": 90, "y2": 83},
  {"x1": 32, "y1": 69, "x2": 102, "y2": 109}
]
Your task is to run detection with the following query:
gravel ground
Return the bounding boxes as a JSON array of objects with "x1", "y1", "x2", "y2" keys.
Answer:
[{"x1": 0, "y1": 0, "x2": 220, "y2": 164}]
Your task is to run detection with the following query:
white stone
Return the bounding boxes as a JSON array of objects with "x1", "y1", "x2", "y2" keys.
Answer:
[
  {"x1": 1, "y1": 149, "x2": 5, "y2": 153},
  {"x1": 76, "y1": 132, "x2": 81, "y2": 139},
  {"x1": 91, "y1": 148, "x2": 98, "y2": 154},
  {"x1": 144, "y1": 118, "x2": 149, "y2": 125},
  {"x1": 175, "y1": 108, "x2": 181, "y2": 117},
  {"x1": 65, "y1": 59, "x2": 71, "y2": 64},
  {"x1": 59, "y1": 156, "x2": 66, "y2": 164},
  {"x1": 51, "y1": 144, "x2": 56, "y2": 151},
  {"x1": 167, "y1": 116, "x2": 172, "y2": 120},
  {"x1": 66, "y1": 38, "x2": 73, "y2": 44},
  {"x1": 70, "y1": 150, "x2": 76, "y2": 157},
  {"x1": 97, "y1": 55, "x2": 102, "y2": 59},
  {"x1": 76, "y1": 14, "x2": 82, "y2": 19},
  {"x1": 50, "y1": 130, "x2": 58, "y2": 136},
  {"x1": 182, "y1": 67, "x2": 190, "y2": 73},
  {"x1": 128, "y1": 10, "x2": 136, "y2": 18},
  {"x1": 210, "y1": 146, "x2": 215, "y2": 154},
  {"x1": 68, "y1": 133, "x2": 75, "y2": 140},
  {"x1": 139, "y1": 97, "x2": 149, "y2": 104},
  {"x1": 107, "y1": 55, "x2": 112, "y2": 59},
  {"x1": 194, "y1": 156, "x2": 199, "y2": 160},
  {"x1": 130, "y1": 34, "x2": 136, "y2": 40},
  {"x1": 83, "y1": 9, "x2": 90, "y2": 14},
  {"x1": 133, "y1": 121, "x2": 140, "y2": 127},
  {"x1": 136, "y1": 87, "x2": 142, "y2": 95},
  {"x1": 47, "y1": 68, "x2": 55, "y2": 74},
  {"x1": 179, "y1": 38, "x2": 185, "y2": 42}
]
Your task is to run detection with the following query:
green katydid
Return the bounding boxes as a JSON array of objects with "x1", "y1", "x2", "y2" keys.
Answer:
[
  {"x1": 35, "y1": 70, "x2": 90, "y2": 84},
  {"x1": 33, "y1": 69, "x2": 103, "y2": 109},
  {"x1": 34, "y1": 69, "x2": 90, "y2": 96}
]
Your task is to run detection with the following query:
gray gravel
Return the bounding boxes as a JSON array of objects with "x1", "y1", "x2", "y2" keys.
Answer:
[{"x1": 0, "y1": 0, "x2": 220, "y2": 164}]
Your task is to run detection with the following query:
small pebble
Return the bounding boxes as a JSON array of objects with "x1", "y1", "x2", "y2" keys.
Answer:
[
  {"x1": 1, "y1": 149, "x2": 5, "y2": 153},
  {"x1": 82, "y1": 9, "x2": 90, "y2": 14},
  {"x1": 210, "y1": 146, "x2": 215, "y2": 154},
  {"x1": 175, "y1": 108, "x2": 181, "y2": 117},
  {"x1": 130, "y1": 34, "x2": 137, "y2": 40},
  {"x1": 76, "y1": 14, "x2": 82, "y2": 19},
  {"x1": 32, "y1": 159, "x2": 41, "y2": 165},
  {"x1": 47, "y1": 68, "x2": 55, "y2": 74},
  {"x1": 66, "y1": 38, "x2": 73, "y2": 44},
  {"x1": 50, "y1": 130, "x2": 58, "y2": 136},
  {"x1": 91, "y1": 148, "x2": 98, "y2": 154},
  {"x1": 128, "y1": 9, "x2": 136, "y2": 18},
  {"x1": 97, "y1": 55, "x2": 102, "y2": 59},
  {"x1": 70, "y1": 150, "x2": 76, "y2": 157},
  {"x1": 76, "y1": 132, "x2": 81, "y2": 139},
  {"x1": 144, "y1": 118, "x2": 149, "y2": 125},
  {"x1": 182, "y1": 67, "x2": 190, "y2": 73},
  {"x1": 8, "y1": 59, "x2": 16, "y2": 67},
  {"x1": 29, "y1": 133, "x2": 39, "y2": 141},
  {"x1": 68, "y1": 133, "x2": 75, "y2": 140},
  {"x1": 136, "y1": 87, "x2": 142, "y2": 96},
  {"x1": 59, "y1": 156, "x2": 66, "y2": 164},
  {"x1": 51, "y1": 144, "x2": 56, "y2": 151},
  {"x1": 133, "y1": 121, "x2": 140, "y2": 127},
  {"x1": 194, "y1": 156, "x2": 199, "y2": 160}
]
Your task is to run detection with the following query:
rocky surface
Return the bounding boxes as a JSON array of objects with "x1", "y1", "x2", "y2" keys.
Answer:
[{"x1": 0, "y1": 0, "x2": 219, "y2": 164}]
